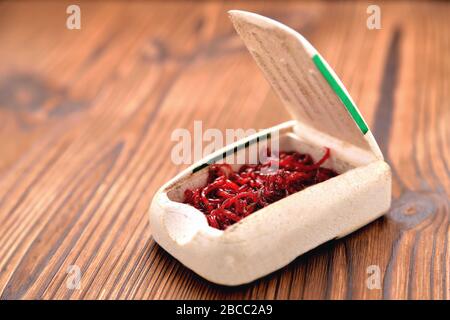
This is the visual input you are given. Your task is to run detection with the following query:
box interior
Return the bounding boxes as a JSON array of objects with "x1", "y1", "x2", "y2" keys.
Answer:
[{"x1": 166, "y1": 130, "x2": 357, "y2": 203}]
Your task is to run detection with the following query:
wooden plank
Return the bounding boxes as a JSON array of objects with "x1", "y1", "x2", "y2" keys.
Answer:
[{"x1": 0, "y1": 0, "x2": 448, "y2": 299}]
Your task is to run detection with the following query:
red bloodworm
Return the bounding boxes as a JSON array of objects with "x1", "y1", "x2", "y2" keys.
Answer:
[
  {"x1": 292, "y1": 148, "x2": 331, "y2": 171},
  {"x1": 216, "y1": 190, "x2": 234, "y2": 199},
  {"x1": 220, "y1": 209, "x2": 242, "y2": 222},
  {"x1": 220, "y1": 191, "x2": 257, "y2": 210}
]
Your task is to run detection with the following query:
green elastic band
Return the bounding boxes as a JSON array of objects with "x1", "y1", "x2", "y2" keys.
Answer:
[{"x1": 312, "y1": 54, "x2": 369, "y2": 134}]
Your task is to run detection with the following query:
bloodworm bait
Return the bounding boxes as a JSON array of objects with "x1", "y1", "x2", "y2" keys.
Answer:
[{"x1": 183, "y1": 148, "x2": 338, "y2": 230}]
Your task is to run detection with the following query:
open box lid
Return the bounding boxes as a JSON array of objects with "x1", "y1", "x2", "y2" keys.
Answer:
[{"x1": 229, "y1": 10, "x2": 383, "y2": 163}]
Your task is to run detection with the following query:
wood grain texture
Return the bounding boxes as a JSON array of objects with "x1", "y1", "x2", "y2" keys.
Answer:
[{"x1": 0, "y1": 0, "x2": 448, "y2": 300}]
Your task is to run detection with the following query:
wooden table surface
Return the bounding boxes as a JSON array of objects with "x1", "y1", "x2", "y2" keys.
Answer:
[{"x1": 0, "y1": 0, "x2": 449, "y2": 300}]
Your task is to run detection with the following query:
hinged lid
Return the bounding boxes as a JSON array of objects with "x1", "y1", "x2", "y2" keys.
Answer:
[{"x1": 229, "y1": 10, "x2": 383, "y2": 163}]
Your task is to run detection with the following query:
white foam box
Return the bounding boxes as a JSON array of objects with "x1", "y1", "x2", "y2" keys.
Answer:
[{"x1": 149, "y1": 10, "x2": 391, "y2": 286}]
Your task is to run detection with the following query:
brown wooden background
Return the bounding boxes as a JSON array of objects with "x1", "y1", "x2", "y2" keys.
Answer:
[{"x1": 0, "y1": 0, "x2": 448, "y2": 300}]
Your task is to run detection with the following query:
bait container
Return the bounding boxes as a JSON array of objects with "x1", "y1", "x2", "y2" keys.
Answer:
[{"x1": 149, "y1": 10, "x2": 391, "y2": 285}]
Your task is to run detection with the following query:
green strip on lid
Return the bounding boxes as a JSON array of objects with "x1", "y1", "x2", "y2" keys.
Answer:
[
  {"x1": 192, "y1": 133, "x2": 271, "y2": 173},
  {"x1": 312, "y1": 54, "x2": 369, "y2": 134}
]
